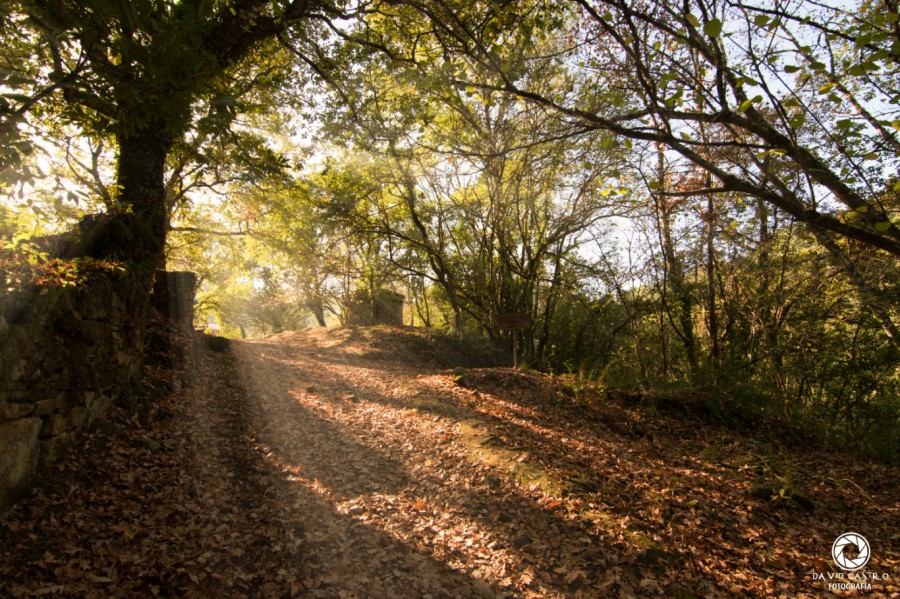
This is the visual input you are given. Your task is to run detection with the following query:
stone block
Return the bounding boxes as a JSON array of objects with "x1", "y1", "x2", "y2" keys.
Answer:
[
  {"x1": 0, "y1": 417, "x2": 41, "y2": 509},
  {"x1": 76, "y1": 296, "x2": 109, "y2": 320},
  {"x1": 40, "y1": 413, "x2": 73, "y2": 438},
  {"x1": 1, "y1": 402, "x2": 34, "y2": 421},
  {"x1": 9, "y1": 360, "x2": 27, "y2": 382},
  {"x1": 33, "y1": 395, "x2": 62, "y2": 416},
  {"x1": 86, "y1": 393, "x2": 113, "y2": 425},
  {"x1": 39, "y1": 431, "x2": 76, "y2": 467},
  {"x1": 69, "y1": 406, "x2": 87, "y2": 429}
]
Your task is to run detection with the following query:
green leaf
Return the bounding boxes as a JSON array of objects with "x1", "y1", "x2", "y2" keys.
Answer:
[
  {"x1": 875, "y1": 221, "x2": 892, "y2": 232},
  {"x1": 704, "y1": 18, "x2": 723, "y2": 38},
  {"x1": 783, "y1": 98, "x2": 801, "y2": 108},
  {"x1": 680, "y1": 131, "x2": 691, "y2": 140},
  {"x1": 734, "y1": 76, "x2": 759, "y2": 87},
  {"x1": 686, "y1": 13, "x2": 700, "y2": 27},
  {"x1": 855, "y1": 205, "x2": 869, "y2": 213},
  {"x1": 737, "y1": 95, "x2": 762, "y2": 112},
  {"x1": 893, "y1": 181, "x2": 900, "y2": 192},
  {"x1": 818, "y1": 83, "x2": 835, "y2": 93},
  {"x1": 754, "y1": 15, "x2": 770, "y2": 27},
  {"x1": 891, "y1": 121, "x2": 900, "y2": 131},
  {"x1": 863, "y1": 152, "x2": 878, "y2": 160},
  {"x1": 783, "y1": 65, "x2": 801, "y2": 73}
]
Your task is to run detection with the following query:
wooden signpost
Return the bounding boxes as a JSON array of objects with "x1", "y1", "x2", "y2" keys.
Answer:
[{"x1": 497, "y1": 313, "x2": 531, "y2": 369}]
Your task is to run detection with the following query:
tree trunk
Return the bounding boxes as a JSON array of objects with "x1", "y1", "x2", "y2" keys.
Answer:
[
  {"x1": 705, "y1": 180, "x2": 720, "y2": 373},
  {"x1": 654, "y1": 149, "x2": 698, "y2": 381},
  {"x1": 308, "y1": 298, "x2": 327, "y2": 327},
  {"x1": 115, "y1": 128, "x2": 173, "y2": 268}
]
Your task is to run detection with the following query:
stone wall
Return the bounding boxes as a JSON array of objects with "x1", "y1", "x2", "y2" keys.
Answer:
[
  {"x1": 0, "y1": 270, "x2": 149, "y2": 509},
  {"x1": 345, "y1": 289, "x2": 405, "y2": 326}
]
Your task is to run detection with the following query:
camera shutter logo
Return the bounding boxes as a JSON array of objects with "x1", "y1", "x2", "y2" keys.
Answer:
[{"x1": 831, "y1": 532, "x2": 871, "y2": 572}]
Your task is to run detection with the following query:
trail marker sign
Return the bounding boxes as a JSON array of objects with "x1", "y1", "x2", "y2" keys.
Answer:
[{"x1": 497, "y1": 313, "x2": 531, "y2": 330}]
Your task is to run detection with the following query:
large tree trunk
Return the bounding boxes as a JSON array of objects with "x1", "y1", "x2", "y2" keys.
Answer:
[{"x1": 115, "y1": 128, "x2": 174, "y2": 268}]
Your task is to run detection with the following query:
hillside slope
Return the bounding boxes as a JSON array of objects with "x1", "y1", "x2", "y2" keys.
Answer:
[{"x1": 1, "y1": 325, "x2": 897, "y2": 598}]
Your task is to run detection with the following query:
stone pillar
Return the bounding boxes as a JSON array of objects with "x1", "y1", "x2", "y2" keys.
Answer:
[
  {"x1": 151, "y1": 271, "x2": 198, "y2": 386},
  {"x1": 152, "y1": 271, "x2": 196, "y2": 332}
]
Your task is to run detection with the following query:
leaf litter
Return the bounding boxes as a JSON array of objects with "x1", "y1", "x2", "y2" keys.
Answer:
[{"x1": 1, "y1": 325, "x2": 897, "y2": 597}]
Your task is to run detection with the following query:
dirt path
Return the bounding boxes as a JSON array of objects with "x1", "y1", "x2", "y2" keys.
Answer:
[{"x1": 1, "y1": 326, "x2": 898, "y2": 598}]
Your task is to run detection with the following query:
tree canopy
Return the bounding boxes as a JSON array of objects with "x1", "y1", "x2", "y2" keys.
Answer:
[{"x1": 1, "y1": 0, "x2": 898, "y2": 457}]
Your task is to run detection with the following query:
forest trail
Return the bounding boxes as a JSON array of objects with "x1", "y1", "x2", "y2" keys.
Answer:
[{"x1": 1, "y1": 326, "x2": 898, "y2": 598}]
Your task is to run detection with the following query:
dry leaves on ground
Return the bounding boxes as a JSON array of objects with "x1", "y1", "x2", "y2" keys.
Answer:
[{"x1": 1, "y1": 325, "x2": 897, "y2": 597}]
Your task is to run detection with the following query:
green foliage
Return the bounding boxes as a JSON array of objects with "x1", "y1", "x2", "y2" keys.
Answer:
[{"x1": 2, "y1": 0, "x2": 897, "y2": 463}]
